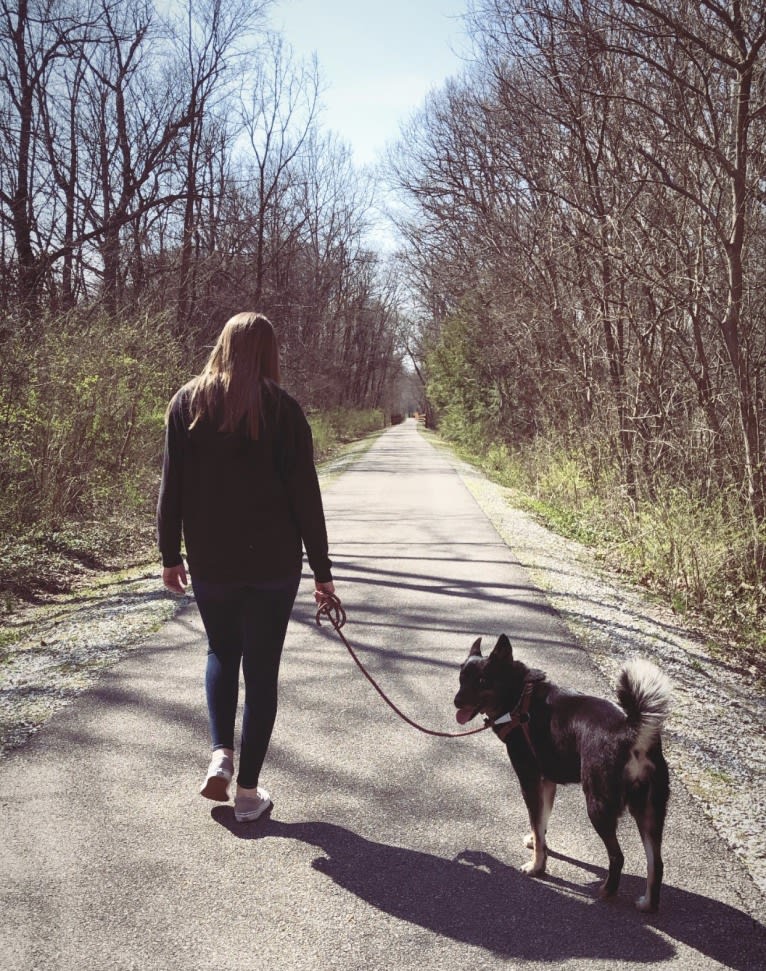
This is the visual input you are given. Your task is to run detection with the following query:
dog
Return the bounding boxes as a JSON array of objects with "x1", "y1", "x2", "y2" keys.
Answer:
[{"x1": 454, "y1": 634, "x2": 672, "y2": 912}]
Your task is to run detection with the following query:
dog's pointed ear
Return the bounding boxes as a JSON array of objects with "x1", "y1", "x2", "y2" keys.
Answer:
[
  {"x1": 469, "y1": 637, "x2": 483, "y2": 657},
  {"x1": 490, "y1": 634, "x2": 513, "y2": 661}
]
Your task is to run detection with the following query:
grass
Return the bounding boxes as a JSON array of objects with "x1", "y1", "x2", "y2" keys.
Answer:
[
  {"x1": 0, "y1": 627, "x2": 22, "y2": 665},
  {"x1": 308, "y1": 407, "x2": 387, "y2": 461},
  {"x1": 317, "y1": 428, "x2": 387, "y2": 486},
  {"x1": 0, "y1": 517, "x2": 157, "y2": 609},
  {"x1": 683, "y1": 766, "x2": 736, "y2": 804}
]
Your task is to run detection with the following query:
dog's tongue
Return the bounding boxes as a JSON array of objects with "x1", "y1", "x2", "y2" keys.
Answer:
[{"x1": 456, "y1": 707, "x2": 475, "y2": 725}]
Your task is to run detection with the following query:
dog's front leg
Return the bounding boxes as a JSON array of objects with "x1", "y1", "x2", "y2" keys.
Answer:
[{"x1": 518, "y1": 776, "x2": 556, "y2": 875}]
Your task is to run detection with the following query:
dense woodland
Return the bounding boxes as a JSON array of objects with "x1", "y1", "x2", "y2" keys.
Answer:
[
  {"x1": 1, "y1": 0, "x2": 765, "y2": 653},
  {"x1": 390, "y1": 0, "x2": 766, "y2": 644}
]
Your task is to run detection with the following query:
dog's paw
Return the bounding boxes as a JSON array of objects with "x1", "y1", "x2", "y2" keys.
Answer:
[
  {"x1": 523, "y1": 832, "x2": 534, "y2": 849},
  {"x1": 520, "y1": 860, "x2": 546, "y2": 876},
  {"x1": 635, "y1": 894, "x2": 657, "y2": 913},
  {"x1": 597, "y1": 882, "x2": 618, "y2": 900}
]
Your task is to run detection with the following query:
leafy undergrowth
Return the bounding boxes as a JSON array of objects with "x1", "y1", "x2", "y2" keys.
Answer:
[
  {"x1": 308, "y1": 407, "x2": 387, "y2": 460},
  {"x1": 0, "y1": 516, "x2": 156, "y2": 613}
]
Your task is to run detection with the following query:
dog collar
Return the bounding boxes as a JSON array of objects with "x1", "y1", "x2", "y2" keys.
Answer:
[{"x1": 484, "y1": 682, "x2": 534, "y2": 743}]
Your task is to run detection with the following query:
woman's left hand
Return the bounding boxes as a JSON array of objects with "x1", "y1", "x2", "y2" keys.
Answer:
[{"x1": 314, "y1": 579, "x2": 335, "y2": 605}]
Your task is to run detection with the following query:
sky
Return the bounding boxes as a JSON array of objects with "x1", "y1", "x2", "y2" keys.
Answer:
[{"x1": 269, "y1": 0, "x2": 472, "y2": 169}]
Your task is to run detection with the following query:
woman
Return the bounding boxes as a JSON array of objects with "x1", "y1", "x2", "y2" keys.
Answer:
[{"x1": 157, "y1": 312, "x2": 334, "y2": 822}]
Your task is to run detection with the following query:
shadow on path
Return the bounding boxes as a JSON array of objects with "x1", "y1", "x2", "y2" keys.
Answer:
[{"x1": 211, "y1": 813, "x2": 766, "y2": 967}]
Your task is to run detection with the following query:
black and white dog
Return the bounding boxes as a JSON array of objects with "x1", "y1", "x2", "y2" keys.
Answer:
[{"x1": 454, "y1": 635, "x2": 672, "y2": 912}]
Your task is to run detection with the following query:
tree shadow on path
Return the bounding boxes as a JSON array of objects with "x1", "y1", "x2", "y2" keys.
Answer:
[{"x1": 212, "y1": 813, "x2": 766, "y2": 967}]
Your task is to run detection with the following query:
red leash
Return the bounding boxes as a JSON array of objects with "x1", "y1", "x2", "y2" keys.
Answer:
[{"x1": 315, "y1": 594, "x2": 491, "y2": 739}]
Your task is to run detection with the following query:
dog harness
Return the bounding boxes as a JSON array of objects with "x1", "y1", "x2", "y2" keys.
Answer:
[{"x1": 485, "y1": 682, "x2": 534, "y2": 745}]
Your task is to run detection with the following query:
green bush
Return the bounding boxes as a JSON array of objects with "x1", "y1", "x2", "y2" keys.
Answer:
[
  {"x1": 0, "y1": 310, "x2": 186, "y2": 604},
  {"x1": 613, "y1": 488, "x2": 757, "y2": 610},
  {"x1": 307, "y1": 407, "x2": 386, "y2": 461},
  {"x1": 0, "y1": 311, "x2": 184, "y2": 530}
]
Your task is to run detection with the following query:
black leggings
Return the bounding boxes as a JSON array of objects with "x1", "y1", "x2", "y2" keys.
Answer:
[{"x1": 193, "y1": 575, "x2": 300, "y2": 788}]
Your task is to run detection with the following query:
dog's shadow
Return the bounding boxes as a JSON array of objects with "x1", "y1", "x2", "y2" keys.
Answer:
[{"x1": 212, "y1": 810, "x2": 766, "y2": 967}]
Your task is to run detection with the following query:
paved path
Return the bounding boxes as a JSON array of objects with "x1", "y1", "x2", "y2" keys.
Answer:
[{"x1": 1, "y1": 420, "x2": 765, "y2": 970}]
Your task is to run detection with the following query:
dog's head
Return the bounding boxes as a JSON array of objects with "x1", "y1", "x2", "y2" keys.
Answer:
[{"x1": 453, "y1": 634, "x2": 527, "y2": 724}]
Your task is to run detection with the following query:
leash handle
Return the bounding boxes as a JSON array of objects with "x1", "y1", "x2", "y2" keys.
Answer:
[
  {"x1": 315, "y1": 594, "x2": 491, "y2": 739},
  {"x1": 315, "y1": 592, "x2": 347, "y2": 630}
]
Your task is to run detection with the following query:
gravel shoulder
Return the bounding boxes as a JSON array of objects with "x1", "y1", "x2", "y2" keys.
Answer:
[{"x1": 1, "y1": 430, "x2": 764, "y2": 901}]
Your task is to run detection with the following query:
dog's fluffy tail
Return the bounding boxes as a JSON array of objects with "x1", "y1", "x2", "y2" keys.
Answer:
[{"x1": 616, "y1": 659, "x2": 672, "y2": 750}]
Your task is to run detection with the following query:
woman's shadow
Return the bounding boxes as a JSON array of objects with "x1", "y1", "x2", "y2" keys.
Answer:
[{"x1": 212, "y1": 809, "x2": 766, "y2": 967}]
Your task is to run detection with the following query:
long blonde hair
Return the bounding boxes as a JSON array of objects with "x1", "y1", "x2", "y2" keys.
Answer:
[{"x1": 186, "y1": 312, "x2": 281, "y2": 439}]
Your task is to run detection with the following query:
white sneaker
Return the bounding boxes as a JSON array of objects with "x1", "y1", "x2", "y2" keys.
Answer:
[
  {"x1": 234, "y1": 785, "x2": 272, "y2": 822},
  {"x1": 199, "y1": 753, "x2": 233, "y2": 802}
]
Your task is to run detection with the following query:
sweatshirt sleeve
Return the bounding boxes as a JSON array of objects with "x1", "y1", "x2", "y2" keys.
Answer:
[
  {"x1": 281, "y1": 403, "x2": 333, "y2": 583},
  {"x1": 156, "y1": 397, "x2": 185, "y2": 568}
]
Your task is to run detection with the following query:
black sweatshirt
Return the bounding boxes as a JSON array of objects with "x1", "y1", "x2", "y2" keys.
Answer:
[{"x1": 157, "y1": 382, "x2": 333, "y2": 584}]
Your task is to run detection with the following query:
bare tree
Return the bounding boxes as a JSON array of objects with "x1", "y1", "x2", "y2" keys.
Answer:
[
  {"x1": 239, "y1": 31, "x2": 319, "y2": 303},
  {"x1": 611, "y1": 0, "x2": 766, "y2": 527},
  {"x1": 171, "y1": 0, "x2": 271, "y2": 330},
  {"x1": 0, "y1": 0, "x2": 96, "y2": 307}
]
